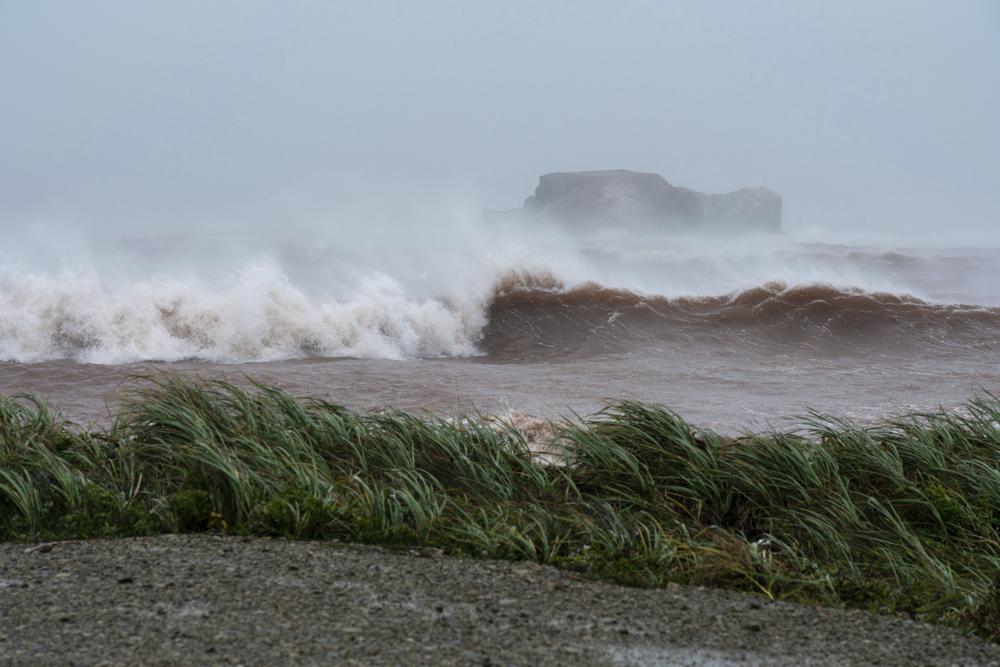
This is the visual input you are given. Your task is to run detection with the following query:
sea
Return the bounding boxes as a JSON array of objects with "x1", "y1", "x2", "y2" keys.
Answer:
[{"x1": 2, "y1": 215, "x2": 999, "y2": 433}]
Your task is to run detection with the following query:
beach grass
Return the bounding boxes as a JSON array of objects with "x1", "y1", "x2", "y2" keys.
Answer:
[{"x1": 2, "y1": 375, "x2": 999, "y2": 639}]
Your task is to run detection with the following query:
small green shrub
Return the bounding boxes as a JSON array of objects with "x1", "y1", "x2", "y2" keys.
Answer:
[
  {"x1": 167, "y1": 489, "x2": 215, "y2": 532},
  {"x1": 247, "y1": 489, "x2": 339, "y2": 539},
  {"x1": 59, "y1": 485, "x2": 155, "y2": 538}
]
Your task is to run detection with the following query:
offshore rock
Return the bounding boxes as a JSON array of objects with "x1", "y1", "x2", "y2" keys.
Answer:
[{"x1": 522, "y1": 170, "x2": 782, "y2": 232}]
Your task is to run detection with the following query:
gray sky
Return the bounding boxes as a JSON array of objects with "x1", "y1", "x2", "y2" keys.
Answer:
[{"x1": 2, "y1": 0, "x2": 998, "y2": 236}]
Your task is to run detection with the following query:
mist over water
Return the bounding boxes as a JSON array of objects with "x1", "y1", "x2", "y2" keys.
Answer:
[{"x1": 2, "y1": 205, "x2": 999, "y2": 365}]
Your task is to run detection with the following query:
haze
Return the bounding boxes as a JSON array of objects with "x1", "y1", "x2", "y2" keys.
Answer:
[{"x1": 1, "y1": 1, "x2": 998, "y2": 239}]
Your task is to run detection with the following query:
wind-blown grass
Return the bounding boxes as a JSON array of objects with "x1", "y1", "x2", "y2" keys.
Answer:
[{"x1": 1, "y1": 375, "x2": 999, "y2": 638}]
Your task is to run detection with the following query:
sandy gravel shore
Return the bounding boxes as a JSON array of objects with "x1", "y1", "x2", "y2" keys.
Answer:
[{"x1": 1, "y1": 535, "x2": 998, "y2": 666}]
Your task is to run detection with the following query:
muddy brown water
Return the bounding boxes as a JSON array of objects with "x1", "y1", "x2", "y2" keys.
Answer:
[{"x1": 2, "y1": 339, "x2": 997, "y2": 434}]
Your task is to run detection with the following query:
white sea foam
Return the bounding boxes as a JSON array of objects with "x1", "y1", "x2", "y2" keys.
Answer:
[{"x1": 0, "y1": 264, "x2": 489, "y2": 363}]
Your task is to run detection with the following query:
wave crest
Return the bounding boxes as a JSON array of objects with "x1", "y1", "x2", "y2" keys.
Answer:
[{"x1": 481, "y1": 274, "x2": 1000, "y2": 360}]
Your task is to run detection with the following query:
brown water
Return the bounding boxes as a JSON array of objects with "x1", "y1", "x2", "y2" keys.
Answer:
[
  {"x1": 2, "y1": 234, "x2": 999, "y2": 432},
  {"x1": 4, "y1": 348, "x2": 997, "y2": 434}
]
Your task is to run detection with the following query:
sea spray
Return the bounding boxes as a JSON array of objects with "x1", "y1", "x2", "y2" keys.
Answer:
[{"x1": 3, "y1": 207, "x2": 1000, "y2": 363}]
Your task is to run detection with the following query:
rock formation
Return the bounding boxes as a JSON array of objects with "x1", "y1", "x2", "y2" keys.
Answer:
[{"x1": 522, "y1": 170, "x2": 781, "y2": 232}]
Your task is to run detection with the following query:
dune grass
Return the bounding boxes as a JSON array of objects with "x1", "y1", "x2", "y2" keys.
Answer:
[{"x1": 2, "y1": 375, "x2": 999, "y2": 639}]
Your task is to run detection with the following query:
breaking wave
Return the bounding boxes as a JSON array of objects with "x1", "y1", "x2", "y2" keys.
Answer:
[
  {"x1": 0, "y1": 267, "x2": 485, "y2": 364},
  {"x1": 2, "y1": 264, "x2": 998, "y2": 364}
]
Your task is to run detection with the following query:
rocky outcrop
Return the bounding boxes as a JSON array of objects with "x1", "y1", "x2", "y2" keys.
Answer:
[{"x1": 522, "y1": 170, "x2": 781, "y2": 232}]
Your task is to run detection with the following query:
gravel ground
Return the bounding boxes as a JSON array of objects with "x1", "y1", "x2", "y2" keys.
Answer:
[{"x1": 1, "y1": 535, "x2": 998, "y2": 666}]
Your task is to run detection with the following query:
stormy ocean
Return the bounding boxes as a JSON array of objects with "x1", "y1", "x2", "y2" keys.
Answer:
[
  {"x1": 5, "y1": 5, "x2": 1000, "y2": 662},
  {"x1": 3, "y1": 214, "x2": 998, "y2": 432}
]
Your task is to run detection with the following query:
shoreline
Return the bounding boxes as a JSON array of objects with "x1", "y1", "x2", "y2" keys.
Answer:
[{"x1": 5, "y1": 335, "x2": 1000, "y2": 433}]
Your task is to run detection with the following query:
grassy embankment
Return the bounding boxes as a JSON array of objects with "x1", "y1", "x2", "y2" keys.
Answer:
[{"x1": 1, "y1": 376, "x2": 998, "y2": 638}]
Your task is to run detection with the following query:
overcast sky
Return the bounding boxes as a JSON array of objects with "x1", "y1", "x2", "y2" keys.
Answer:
[{"x1": 1, "y1": 1, "x2": 998, "y2": 236}]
